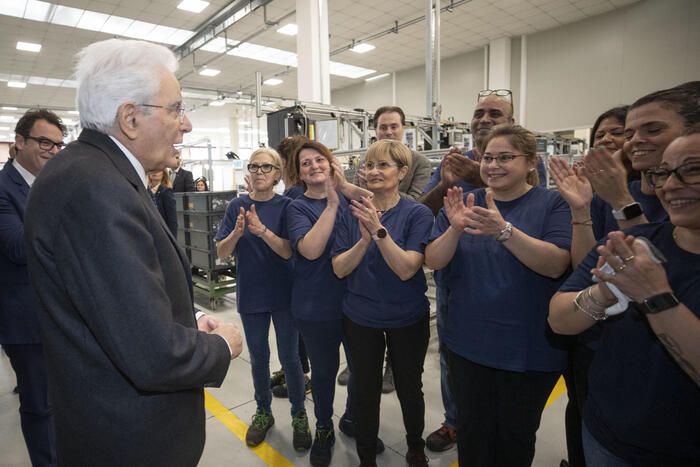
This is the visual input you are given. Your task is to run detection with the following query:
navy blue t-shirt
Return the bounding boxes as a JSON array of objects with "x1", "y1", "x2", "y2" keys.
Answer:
[
  {"x1": 591, "y1": 180, "x2": 668, "y2": 241},
  {"x1": 430, "y1": 186, "x2": 572, "y2": 372},
  {"x1": 283, "y1": 184, "x2": 305, "y2": 200},
  {"x1": 331, "y1": 197, "x2": 433, "y2": 328},
  {"x1": 559, "y1": 223, "x2": 700, "y2": 466},
  {"x1": 286, "y1": 195, "x2": 348, "y2": 321},
  {"x1": 422, "y1": 150, "x2": 547, "y2": 194},
  {"x1": 215, "y1": 194, "x2": 293, "y2": 314}
]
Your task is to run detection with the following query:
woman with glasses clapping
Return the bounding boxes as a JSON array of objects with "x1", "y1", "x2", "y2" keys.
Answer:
[
  {"x1": 331, "y1": 139, "x2": 434, "y2": 467},
  {"x1": 215, "y1": 148, "x2": 311, "y2": 451},
  {"x1": 425, "y1": 124, "x2": 572, "y2": 467}
]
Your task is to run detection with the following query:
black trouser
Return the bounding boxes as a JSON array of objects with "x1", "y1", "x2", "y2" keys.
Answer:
[
  {"x1": 343, "y1": 314, "x2": 430, "y2": 464},
  {"x1": 447, "y1": 349, "x2": 560, "y2": 467},
  {"x1": 563, "y1": 341, "x2": 596, "y2": 467}
]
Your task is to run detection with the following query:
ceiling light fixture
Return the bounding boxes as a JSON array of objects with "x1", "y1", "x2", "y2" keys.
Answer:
[
  {"x1": 208, "y1": 100, "x2": 225, "y2": 106},
  {"x1": 177, "y1": 0, "x2": 210, "y2": 13},
  {"x1": 68, "y1": 110, "x2": 80, "y2": 115},
  {"x1": 16, "y1": 41, "x2": 42, "y2": 53},
  {"x1": 263, "y1": 78, "x2": 283, "y2": 86},
  {"x1": 277, "y1": 24, "x2": 298, "y2": 36},
  {"x1": 2, "y1": 106, "x2": 18, "y2": 110},
  {"x1": 0, "y1": 127, "x2": 10, "y2": 131},
  {"x1": 351, "y1": 43, "x2": 375, "y2": 54},
  {"x1": 365, "y1": 73, "x2": 390, "y2": 82},
  {"x1": 7, "y1": 81, "x2": 27, "y2": 88},
  {"x1": 198, "y1": 68, "x2": 221, "y2": 77}
]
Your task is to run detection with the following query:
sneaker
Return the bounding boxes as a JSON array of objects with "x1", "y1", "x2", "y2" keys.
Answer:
[
  {"x1": 337, "y1": 366, "x2": 350, "y2": 385},
  {"x1": 338, "y1": 414, "x2": 385, "y2": 454},
  {"x1": 292, "y1": 411, "x2": 312, "y2": 451},
  {"x1": 559, "y1": 460, "x2": 570, "y2": 467},
  {"x1": 426, "y1": 423, "x2": 456, "y2": 452},
  {"x1": 246, "y1": 409, "x2": 274, "y2": 447},
  {"x1": 381, "y1": 364, "x2": 394, "y2": 394},
  {"x1": 270, "y1": 369, "x2": 285, "y2": 388},
  {"x1": 272, "y1": 374, "x2": 311, "y2": 398},
  {"x1": 406, "y1": 448, "x2": 429, "y2": 467},
  {"x1": 310, "y1": 425, "x2": 335, "y2": 467}
]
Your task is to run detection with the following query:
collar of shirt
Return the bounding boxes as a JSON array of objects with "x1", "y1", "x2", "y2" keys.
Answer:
[
  {"x1": 108, "y1": 135, "x2": 148, "y2": 189},
  {"x1": 12, "y1": 158, "x2": 36, "y2": 187}
]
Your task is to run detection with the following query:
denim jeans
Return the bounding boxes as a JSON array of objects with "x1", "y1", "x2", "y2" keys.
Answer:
[
  {"x1": 239, "y1": 309, "x2": 306, "y2": 415},
  {"x1": 296, "y1": 318, "x2": 355, "y2": 427},
  {"x1": 582, "y1": 422, "x2": 635, "y2": 467},
  {"x1": 435, "y1": 283, "x2": 457, "y2": 429}
]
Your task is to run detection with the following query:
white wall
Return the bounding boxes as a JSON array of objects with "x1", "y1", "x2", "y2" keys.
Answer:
[{"x1": 331, "y1": 0, "x2": 700, "y2": 132}]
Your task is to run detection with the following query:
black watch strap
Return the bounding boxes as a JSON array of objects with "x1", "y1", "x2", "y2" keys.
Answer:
[{"x1": 636, "y1": 292, "x2": 680, "y2": 315}]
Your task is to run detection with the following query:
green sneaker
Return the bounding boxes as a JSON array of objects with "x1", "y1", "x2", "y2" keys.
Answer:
[
  {"x1": 292, "y1": 410, "x2": 312, "y2": 451},
  {"x1": 246, "y1": 408, "x2": 274, "y2": 447}
]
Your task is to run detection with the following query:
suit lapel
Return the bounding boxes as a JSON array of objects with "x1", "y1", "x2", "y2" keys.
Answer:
[{"x1": 6, "y1": 161, "x2": 30, "y2": 200}]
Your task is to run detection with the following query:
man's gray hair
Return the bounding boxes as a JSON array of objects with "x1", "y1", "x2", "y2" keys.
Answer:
[{"x1": 75, "y1": 39, "x2": 178, "y2": 134}]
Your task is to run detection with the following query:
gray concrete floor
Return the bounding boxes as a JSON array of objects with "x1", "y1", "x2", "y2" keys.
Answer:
[{"x1": 0, "y1": 289, "x2": 568, "y2": 466}]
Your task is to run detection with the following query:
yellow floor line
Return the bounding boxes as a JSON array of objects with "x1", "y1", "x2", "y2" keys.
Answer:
[
  {"x1": 450, "y1": 376, "x2": 568, "y2": 467},
  {"x1": 204, "y1": 390, "x2": 295, "y2": 467}
]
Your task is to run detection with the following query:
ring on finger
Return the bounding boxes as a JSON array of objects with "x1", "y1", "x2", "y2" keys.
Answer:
[
  {"x1": 598, "y1": 169, "x2": 605, "y2": 173},
  {"x1": 614, "y1": 263, "x2": 626, "y2": 272},
  {"x1": 622, "y1": 254, "x2": 635, "y2": 263}
]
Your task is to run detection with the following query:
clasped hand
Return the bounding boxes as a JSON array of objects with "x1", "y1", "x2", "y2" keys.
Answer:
[
  {"x1": 350, "y1": 196, "x2": 382, "y2": 241},
  {"x1": 444, "y1": 187, "x2": 507, "y2": 238}
]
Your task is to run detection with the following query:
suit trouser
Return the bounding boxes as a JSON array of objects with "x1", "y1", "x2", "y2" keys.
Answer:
[
  {"x1": 447, "y1": 349, "x2": 559, "y2": 467},
  {"x1": 343, "y1": 313, "x2": 429, "y2": 464},
  {"x1": 4, "y1": 343, "x2": 57, "y2": 467}
]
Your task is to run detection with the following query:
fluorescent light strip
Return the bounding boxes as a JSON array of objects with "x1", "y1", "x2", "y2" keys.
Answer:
[
  {"x1": 2, "y1": 106, "x2": 18, "y2": 110},
  {"x1": 208, "y1": 100, "x2": 225, "y2": 106},
  {"x1": 276, "y1": 23, "x2": 297, "y2": 35},
  {"x1": 365, "y1": 73, "x2": 390, "y2": 82},
  {"x1": 351, "y1": 43, "x2": 375, "y2": 54},
  {"x1": 263, "y1": 78, "x2": 283, "y2": 86},
  {"x1": 177, "y1": 0, "x2": 209, "y2": 14},
  {"x1": 198, "y1": 68, "x2": 221, "y2": 77},
  {"x1": 8, "y1": 81, "x2": 27, "y2": 88},
  {"x1": 17, "y1": 41, "x2": 41, "y2": 52},
  {"x1": 0, "y1": 1, "x2": 375, "y2": 79}
]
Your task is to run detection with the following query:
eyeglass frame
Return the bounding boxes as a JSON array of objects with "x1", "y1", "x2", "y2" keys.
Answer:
[
  {"x1": 645, "y1": 161, "x2": 700, "y2": 188},
  {"x1": 247, "y1": 163, "x2": 279, "y2": 174},
  {"x1": 24, "y1": 135, "x2": 65, "y2": 151},
  {"x1": 363, "y1": 160, "x2": 403, "y2": 171},
  {"x1": 480, "y1": 153, "x2": 527, "y2": 165},
  {"x1": 140, "y1": 103, "x2": 186, "y2": 122},
  {"x1": 477, "y1": 89, "x2": 513, "y2": 102}
]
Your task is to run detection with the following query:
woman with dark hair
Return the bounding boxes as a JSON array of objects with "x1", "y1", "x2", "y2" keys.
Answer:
[
  {"x1": 194, "y1": 176, "x2": 208, "y2": 191},
  {"x1": 147, "y1": 169, "x2": 177, "y2": 236},
  {"x1": 425, "y1": 124, "x2": 572, "y2": 467},
  {"x1": 332, "y1": 139, "x2": 434, "y2": 467},
  {"x1": 277, "y1": 134, "x2": 310, "y2": 200},
  {"x1": 549, "y1": 127, "x2": 700, "y2": 466},
  {"x1": 589, "y1": 106, "x2": 639, "y2": 183},
  {"x1": 286, "y1": 140, "x2": 371, "y2": 466}
]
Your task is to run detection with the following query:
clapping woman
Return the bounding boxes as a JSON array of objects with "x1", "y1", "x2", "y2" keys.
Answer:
[
  {"x1": 425, "y1": 124, "x2": 572, "y2": 467},
  {"x1": 215, "y1": 148, "x2": 311, "y2": 451}
]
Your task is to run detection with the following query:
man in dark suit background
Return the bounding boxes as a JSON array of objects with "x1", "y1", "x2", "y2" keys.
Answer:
[
  {"x1": 23, "y1": 39, "x2": 242, "y2": 466},
  {"x1": 0, "y1": 108, "x2": 65, "y2": 466},
  {"x1": 171, "y1": 156, "x2": 195, "y2": 192}
]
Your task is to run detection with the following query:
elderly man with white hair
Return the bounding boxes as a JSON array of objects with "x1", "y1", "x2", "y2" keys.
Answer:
[{"x1": 23, "y1": 39, "x2": 243, "y2": 466}]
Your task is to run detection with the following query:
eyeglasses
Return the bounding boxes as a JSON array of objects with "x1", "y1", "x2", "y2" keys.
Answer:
[
  {"x1": 140, "y1": 103, "x2": 186, "y2": 122},
  {"x1": 25, "y1": 135, "x2": 65, "y2": 151},
  {"x1": 480, "y1": 153, "x2": 526, "y2": 165},
  {"x1": 247, "y1": 163, "x2": 279, "y2": 173},
  {"x1": 645, "y1": 161, "x2": 700, "y2": 188},
  {"x1": 364, "y1": 161, "x2": 402, "y2": 171},
  {"x1": 478, "y1": 89, "x2": 512, "y2": 101}
]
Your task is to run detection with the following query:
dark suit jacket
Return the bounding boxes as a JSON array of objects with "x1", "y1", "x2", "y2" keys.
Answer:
[
  {"x1": 24, "y1": 129, "x2": 231, "y2": 466},
  {"x1": 172, "y1": 168, "x2": 195, "y2": 192},
  {"x1": 0, "y1": 160, "x2": 42, "y2": 344},
  {"x1": 154, "y1": 185, "x2": 178, "y2": 236}
]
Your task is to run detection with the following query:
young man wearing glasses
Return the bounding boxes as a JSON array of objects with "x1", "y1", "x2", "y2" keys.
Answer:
[{"x1": 0, "y1": 108, "x2": 66, "y2": 466}]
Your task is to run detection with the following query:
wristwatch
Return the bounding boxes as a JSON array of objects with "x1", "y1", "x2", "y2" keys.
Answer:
[
  {"x1": 636, "y1": 292, "x2": 680, "y2": 315},
  {"x1": 612, "y1": 202, "x2": 643, "y2": 221},
  {"x1": 496, "y1": 222, "x2": 513, "y2": 243},
  {"x1": 372, "y1": 228, "x2": 387, "y2": 241}
]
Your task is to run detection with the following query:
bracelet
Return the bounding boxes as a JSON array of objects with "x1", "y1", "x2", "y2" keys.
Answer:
[
  {"x1": 571, "y1": 219, "x2": 593, "y2": 226},
  {"x1": 259, "y1": 226, "x2": 268, "y2": 237},
  {"x1": 573, "y1": 290, "x2": 607, "y2": 321},
  {"x1": 586, "y1": 286, "x2": 608, "y2": 308}
]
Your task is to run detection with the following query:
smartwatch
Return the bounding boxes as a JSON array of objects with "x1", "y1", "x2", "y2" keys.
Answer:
[
  {"x1": 636, "y1": 292, "x2": 680, "y2": 315},
  {"x1": 372, "y1": 228, "x2": 387, "y2": 241},
  {"x1": 612, "y1": 202, "x2": 643, "y2": 221}
]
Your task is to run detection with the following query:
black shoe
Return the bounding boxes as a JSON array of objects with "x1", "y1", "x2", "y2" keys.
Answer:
[
  {"x1": 560, "y1": 460, "x2": 570, "y2": 467},
  {"x1": 310, "y1": 425, "x2": 335, "y2": 467},
  {"x1": 338, "y1": 414, "x2": 385, "y2": 454},
  {"x1": 292, "y1": 411, "x2": 312, "y2": 451},
  {"x1": 246, "y1": 409, "x2": 274, "y2": 447},
  {"x1": 272, "y1": 374, "x2": 310, "y2": 398},
  {"x1": 337, "y1": 366, "x2": 350, "y2": 385},
  {"x1": 381, "y1": 364, "x2": 394, "y2": 394},
  {"x1": 270, "y1": 369, "x2": 285, "y2": 388},
  {"x1": 406, "y1": 448, "x2": 429, "y2": 467}
]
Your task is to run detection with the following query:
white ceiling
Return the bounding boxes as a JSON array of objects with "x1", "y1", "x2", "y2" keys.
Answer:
[{"x1": 0, "y1": 0, "x2": 638, "y2": 135}]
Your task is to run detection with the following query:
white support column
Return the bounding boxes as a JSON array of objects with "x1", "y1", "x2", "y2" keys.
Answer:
[
  {"x1": 487, "y1": 37, "x2": 511, "y2": 91},
  {"x1": 296, "y1": 0, "x2": 330, "y2": 104},
  {"x1": 425, "y1": 0, "x2": 433, "y2": 117},
  {"x1": 519, "y1": 35, "x2": 527, "y2": 126},
  {"x1": 392, "y1": 72, "x2": 397, "y2": 105},
  {"x1": 483, "y1": 44, "x2": 489, "y2": 90},
  {"x1": 229, "y1": 115, "x2": 239, "y2": 154}
]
